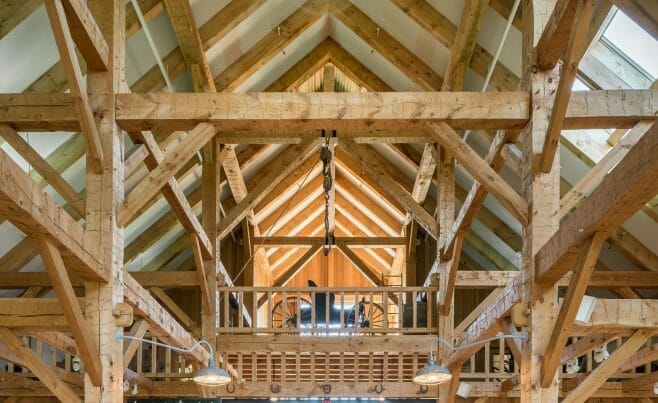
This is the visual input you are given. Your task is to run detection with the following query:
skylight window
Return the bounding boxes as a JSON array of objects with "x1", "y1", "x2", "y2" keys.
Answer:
[{"x1": 602, "y1": 9, "x2": 658, "y2": 80}]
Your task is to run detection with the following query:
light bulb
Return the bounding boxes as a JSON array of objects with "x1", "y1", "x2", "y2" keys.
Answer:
[
  {"x1": 593, "y1": 346, "x2": 609, "y2": 363},
  {"x1": 565, "y1": 358, "x2": 580, "y2": 374},
  {"x1": 123, "y1": 379, "x2": 130, "y2": 392},
  {"x1": 131, "y1": 383, "x2": 139, "y2": 396},
  {"x1": 72, "y1": 357, "x2": 81, "y2": 372}
]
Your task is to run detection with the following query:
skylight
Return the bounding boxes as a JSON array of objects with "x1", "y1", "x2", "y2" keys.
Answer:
[{"x1": 602, "y1": 9, "x2": 658, "y2": 80}]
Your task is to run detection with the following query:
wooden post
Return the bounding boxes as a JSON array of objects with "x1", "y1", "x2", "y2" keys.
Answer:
[
  {"x1": 436, "y1": 146, "x2": 456, "y2": 403},
  {"x1": 520, "y1": 0, "x2": 560, "y2": 401},
  {"x1": 84, "y1": 0, "x2": 125, "y2": 400},
  {"x1": 201, "y1": 137, "x2": 221, "y2": 356}
]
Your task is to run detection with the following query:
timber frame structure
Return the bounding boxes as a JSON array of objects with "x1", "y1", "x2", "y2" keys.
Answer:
[{"x1": 0, "y1": 0, "x2": 657, "y2": 402}]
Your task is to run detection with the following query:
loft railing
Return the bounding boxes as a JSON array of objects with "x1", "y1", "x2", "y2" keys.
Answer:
[{"x1": 217, "y1": 286, "x2": 438, "y2": 335}]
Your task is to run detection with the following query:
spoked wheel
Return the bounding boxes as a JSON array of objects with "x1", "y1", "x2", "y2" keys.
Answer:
[
  {"x1": 348, "y1": 299, "x2": 385, "y2": 334},
  {"x1": 271, "y1": 297, "x2": 310, "y2": 329}
]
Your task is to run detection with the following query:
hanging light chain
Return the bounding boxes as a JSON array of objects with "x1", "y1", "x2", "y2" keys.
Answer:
[{"x1": 320, "y1": 130, "x2": 335, "y2": 255}]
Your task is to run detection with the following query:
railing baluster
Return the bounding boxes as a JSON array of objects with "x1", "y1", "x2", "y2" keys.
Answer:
[
  {"x1": 340, "y1": 291, "x2": 345, "y2": 332},
  {"x1": 281, "y1": 291, "x2": 288, "y2": 334},
  {"x1": 252, "y1": 290, "x2": 258, "y2": 329},
  {"x1": 397, "y1": 290, "x2": 403, "y2": 331},
  {"x1": 238, "y1": 291, "x2": 244, "y2": 328},
  {"x1": 499, "y1": 337, "x2": 504, "y2": 375},
  {"x1": 485, "y1": 340, "x2": 491, "y2": 381},
  {"x1": 383, "y1": 290, "x2": 389, "y2": 331},
  {"x1": 223, "y1": 289, "x2": 230, "y2": 329},
  {"x1": 151, "y1": 338, "x2": 157, "y2": 376},
  {"x1": 136, "y1": 342, "x2": 142, "y2": 374},
  {"x1": 412, "y1": 291, "x2": 418, "y2": 329},
  {"x1": 165, "y1": 347, "x2": 172, "y2": 380},
  {"x1": 354, "y1": 290, "x2": 359, "y2": 333},
  {"x1": 325, "y1": 291, "x2": 330, "y2": 332},
  {"x1": 311, "y1": 290, "x2": 316, "y2": 330}
]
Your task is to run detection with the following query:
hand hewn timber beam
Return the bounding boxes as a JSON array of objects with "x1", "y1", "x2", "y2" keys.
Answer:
[
  {"x1": 6, "y1": 90, "x2": 655, "y2": 132},
  {"x1": 540, "y1": 232, "x2": 606, "y2": 387},
  {"x1": 410, "y1": 144, "x2": 437, "y2": 204},
  {"x1": 536, "y1": 121, "x2": 658, "y2": 284},
  {"x1": 535, "y1": 0, "x2": 582, "y2": 70},
  {"x1": 216, "y1": 335, "x2": 436, "y2": 353},
  {"x1": 337, "y1": 139, "x2": 438, "y2": 240},
  {"x1": 59, "y1": 0, "x2": 109, "y2": 70},
  {"x1": 0, "y1": 328, "x2": 81, "y2": 403},
  {"x1": 114, "y1": 91, "x2": 530, "y2": 132},
  {"x1": 0, "y1": 147, "x2": 106, "y2": 281},
  {"x1": 0, "y1": 271, "x2": 203, "y2": 289},
  {"x1": 213, "y1": 130, "x2": 438, "y2": 144},
  {"x1": 117, "y1": 123, "x2": 220, "y2": 227},
  {"x1": 441, "y1": 0, "x2": 491, "y2": 91},
  {"x1": 0, "y1": 298, "x2": 79, "y2": 329},
  {"x1": 563, "y1": 330, "x2": 650, "y2": 402},
  {"x1": 44, "y1": 0, "x2": 104, "y2": 174},
  {"x1": 453, "y1": 270, "x2": 658, "y2": 288},
  {"x1": 214, "y1": 0, "x2": 329, "y2": 92},
  {"x1": 218, "y1": 140, "x2": 318, "y2": 239},
  {"x1": 538, "y1": 0, "x2": 596, "y2": 172},
  {"x1": 424, "y1": 122, "x2": 528, "y2": 226},
  {"x1": 162, "y1": 0, "x2": 212, "y2": 87},
  {"x1": 253, "y1": 237, "x2": 406, "y2": 247},
  {"x1": 36, "y1": 235, "x2": 102, "y2": 386},
  {"x1": 575, "y1": 299, "x2": 658, "y2": 331},
  {"x1": 127, "y1": 130, "x2": 214, "y2": 258},
  {"x1": 0, "y1": 125, "x2": 85, "y2": 219}
]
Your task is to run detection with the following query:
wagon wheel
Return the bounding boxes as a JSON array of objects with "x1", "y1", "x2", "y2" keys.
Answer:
[
  {"x1": 348, "y1": 299, "x2": 385, "y2": 334},
  {"x1": 271, "y1": 296, "x2": 310, "y2": 329}
]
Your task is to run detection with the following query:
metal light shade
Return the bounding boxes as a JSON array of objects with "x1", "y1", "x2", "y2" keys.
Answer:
[
  {"x1": 413, "y1": 363, "x2": 452, "y2": 385},
  {"x1": 192, "y1": 358, "x2": 231, "y2": 386}
]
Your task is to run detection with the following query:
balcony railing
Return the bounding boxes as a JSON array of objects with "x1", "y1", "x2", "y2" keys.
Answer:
[{"x1": 217, "y1": 286, "x2": 438, "y2": 335}]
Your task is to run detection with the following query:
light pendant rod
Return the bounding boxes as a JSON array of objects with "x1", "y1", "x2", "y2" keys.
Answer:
[
  {"x1": 116, "y1": 331, "x2": 215, "y2": 363},
  {"x1": 115, "y1": 331, "x2": 232, "y2": 387}
]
